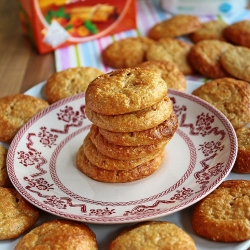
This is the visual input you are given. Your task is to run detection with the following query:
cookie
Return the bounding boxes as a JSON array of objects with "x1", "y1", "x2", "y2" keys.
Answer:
[
  {"x1": 15, "y1": 219, "x2": 98, "y2": 250},
  {"x1": 109, "y1": 221, "x2": 196, "y2": 250},
  {"x1": 192, "y1": 180, "x2": 250, "y2": 242},
  {"x1": 188, "y1": 40, "x2": 233, "y2": 79},
  {"x1": 148, "y1": 14, "x2": 201, "y2": 40},
  {"x1": 0, "y1": 94, "x2": 49, "y2": 143},
  {"x1": 0, "y1": 145, "x2": 12, "y2": 187},
  {"x1": 0, "y1": 187, "x2": 40, "y2": 240},
  {"x1": 45, "y1": 66, "x2": 104, "y2": 104},
  {"x1": 189, "y1": 20, "x2": 228, "y2": 43},
  {"x1": 99, "y1": 112, "x2": 178, "y2": 146},
  {"x1": 223, "y1": 20, "x2": 250, "y2": 48},
  {"x1": 220, "y1": 46, "x2": 250, "y2": 82},
  {"x1": 85, "y1": 67, "x2": 168, "y2": 115},
  {"x1": 136, "y1": 60, "x2": 186, "y2": 92},
  {"x1": 76, "y1": 146, "x2": 164, "y2": 183},
  {"x1": 146, "y1": 38, "x2": 195, "y2": 75},
  {"x1": 233, "y1": 127, "x2": 250, "y2": 173},
  {"x1": 192, "y1": 78, "x2": 250, "y2": 129},
  {"x1": 85, "y1": 96, "x2": 173, "y2": 132},
  {"x1": 102, "y1": 37, "x2": 155, "y2": 68}
]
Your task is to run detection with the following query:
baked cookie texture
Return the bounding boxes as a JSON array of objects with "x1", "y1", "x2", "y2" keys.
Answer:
[
  {"x1": 109, "y1": 221, "x2": 196, "y2": 250},
  {"x1": 45, "y1": 66, "x2": 104, "y2": 104},
  {"x1": 15, "y1": 219, "x2": 98, "y2": 250},
  {"x1": 0, "y1": 94, "x2": 49, "y2": 143},
  {"x1": 192, "y1": 78, "x2": 250, "y2": 130},
  {"x1": 192, "y1": 180, "x2": 250, "y2": 242},
  {"x1": 0, "y1": 145, "x2": 12, "y2": 187}
]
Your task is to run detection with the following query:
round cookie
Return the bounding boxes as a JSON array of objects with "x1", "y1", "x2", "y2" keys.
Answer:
[
  {"x1": 146, "y1": 38, "x2": 195, "y2": 75},
  {"x1": 188, "y1": 39, "x2": 233, "y2": 79},
  {"x1": 233, "y1": 127, "x2": 250, "y2": 173},
  {"x1": 109, "y1": 221, "x2": 196, "y2": 250},
  {"x1": 99, "y1": 112, "x2": 178, "y2": 146},
  {"x1": 0, "y1": 145, "x2": 12, "y2": 187},
  {"x1": 148, "y1": 14, "x2": 201, "y2": 40},
  {"x1": 136, "y1": 60, "x2": 186, "y2": 92},
  {"x1": 0, "y1": 187, "x2": 40, "y2": 240},
  {"x1": 220, "y1": 46, "x2": 250, "y2": 82},
  {"x1": 192, "y1": 180, "x2": 250, "y2": 242},
  {"x1": 192, "y1": 78, "x2": 250, "y2": 130},
  {"x1": 85, "y1": 96, "x2": 173, "y2": 132},
  {"x1": 85, "y1": 67, "x2": 168, "y2": 115},
  {"x1": 0, "y1": 94, "x2": 49, "y2": 143},
  {"x1": 102, "y1": 37, "x2": 155, "y2": 68},
  {"x1": 15, "y1": 219, "x2": 98, "y2": 250},
  {"x1": 45, "y1": 66, "x2": 104, "y2": 104},
  {"x1": 223, "y1": 20, "x2": 250, "y2": 48},
  {"x1": 76, "y1": 146, "x2": 164, "y2": 183}
]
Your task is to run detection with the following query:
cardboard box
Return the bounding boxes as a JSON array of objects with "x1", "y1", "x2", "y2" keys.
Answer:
[{"x1": 18, "y1": 0, "x2": 137, "y2": 54}]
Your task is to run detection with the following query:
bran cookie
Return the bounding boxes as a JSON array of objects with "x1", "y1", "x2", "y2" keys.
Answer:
[
  {"x1": 233, "y1": 127, "x2": 250, "y2": 173},
  {"x1": 188, "y1": 40, "x2": 233, "y2": 79},
  {"x1": 223, "y1": 20, "x2": 250, "y2": 48},
  {"x1": 102, "y1": 37, "x2": 155, "y2": 68},
  {"x1": 15, "y1": 219, "x2": 98, "y2": 250},
  {"x1": 0, "y1": 94, "x2": 49, "y2": 143},
  {"x1": 99, "y1": 112, "x2": 178, "y2": 146},
  {"x1": 45, "y1": 66, "x2": 104, "y2": 104},
  {"x1": 136, "y1": 60, "x2": 186, "y2": 92},
  {"x1": 192, "y1": 78, "x2": 250, "y2": 129},
  {"x1": 85, "y1": 96, "x2": 173, "y2": 132},
  {"x1": 0, "y1": 145, "x2": 12, "y2": 187},
  {"x1": 220, "y1": 46, "x2": 250, "y2": 82},
  {"x1": 85, "y1": 68, "x2": 168, "y2": 115},
  {"x1": 146, "y1": 38, "x2": 195, "y2": 75},
  {"x1": 192, "y1": 180, "x2": 250, "y2": 242},
  {"x1": 0, "y1": 187, "x2": 40, "y2": 240},
  {"x1": 109, "y1": 221, "x2": 196, "y2": 250},
  {"x1": 76, "y1": 146, "x2": 164, "y2": 183},
  {"x1": 148, "y1": 14, "x2": 201, "y2": 40}
]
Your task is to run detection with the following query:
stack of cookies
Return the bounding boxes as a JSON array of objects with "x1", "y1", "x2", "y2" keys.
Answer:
[{"x1": 76, "y1": 67, "x2": 178, "y2": 183}]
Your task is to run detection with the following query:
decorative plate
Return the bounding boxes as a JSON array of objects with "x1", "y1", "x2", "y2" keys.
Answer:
[{"x1": 7, "y1": 89, "x2": 237, "y2": 224}]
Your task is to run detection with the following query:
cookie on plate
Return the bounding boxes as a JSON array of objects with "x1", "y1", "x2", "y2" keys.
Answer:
[
  {"x1": 0, "y1": 94, "x2": 49, "y2": 143},
  {"x1": 0, "y1": 187, "x2": 40, "y2": 240},
  {"x1": 109, "y1": 221, "x2": 196, "y2": 250},
  {"x1": 0, "y1": 145, "x2": 12, "y2": 187},
  {"x1": 45, "y1": 66, "x2": 104, "y2": 104},
  {"x1": 192, "y1": 179, "x2": 250, "y2": 242},
  {"x1": 223, "y1": 20, "x2": 250, "y2": 48},
  {"x1": 188, "y1": 40, "x2": 233, "y2": 79},
  {"x1": 148, "y1": 14, "x2": 201, "y2": 40},
  {"x1": 192, "y1": 78, "x2": 250, "y2": 130},
  {"x1": 220, "y1": 46, "x2": 250, "y2": 82},
  {"x1": 102, "y1": 37, "x2": 155, "y2": 68},
  {"x1": 15, "y1": 219, "x2": 98, "y2": 250}
]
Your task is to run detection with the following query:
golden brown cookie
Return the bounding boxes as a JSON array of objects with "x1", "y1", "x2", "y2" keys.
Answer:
[
  {"x1": 45, "y1": 66, "x2": 104, "y2": 104},
  {"x1": 85, "y1": 96, "x2": 173, "y2": 132},
  {"x1": 85, "y1": 67, "x2": 168, "y2": 115},
  {"x1": 99, "y1": 112, "x2": 178, "y2": 146},
  {"x1": 223, "y1": 20, "x2": 250, "y2": 48},
  {"x1": 192, "y1": 179, "x2": 250, "y2": 242},
  {"x1": 0, "y1": 145, "x2": 12, "y2": 187},
  {"x1": 189, "y1": 20, "x2": 228, "y2": 43},
  {"x1": 188, "y1": 39, "x2": 233, "y2": 79},
  {"x1": 192, "y1": 78, "x2": 250, "y2": 130},
  {"x1": 76, "y1": 146, "x2": 164, "y2": 183},
  {"x1": 146, "y1": 38, "x2": 195, "y2": 75},
  {"x1": 102, "y1": 37, "x2": 155, "y2": 68},
  {"x1": 0, "y1": 187, "x2": 40, "y2": 240},
  {"x1": 233, "y1": 127, "x2": 250, "y2": 173},
  {"x1": 109, "y1": 221, "x2": 196, "y2": 250},
  {"x1": 148, "y1": 14, "x2": 201, "y2": 40},
  {"x1": 136, "y1": 60, "x2": 186, "y2": 92},
  {"x1": 0, "y1": 94, "x2": 49, "y2": 143},
  {"x1": 15, "y1": 219, "x2": 98, "y2": 250},
  {"x1": 220, "y1": 46, "x2": 250, "y2": 82}
]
